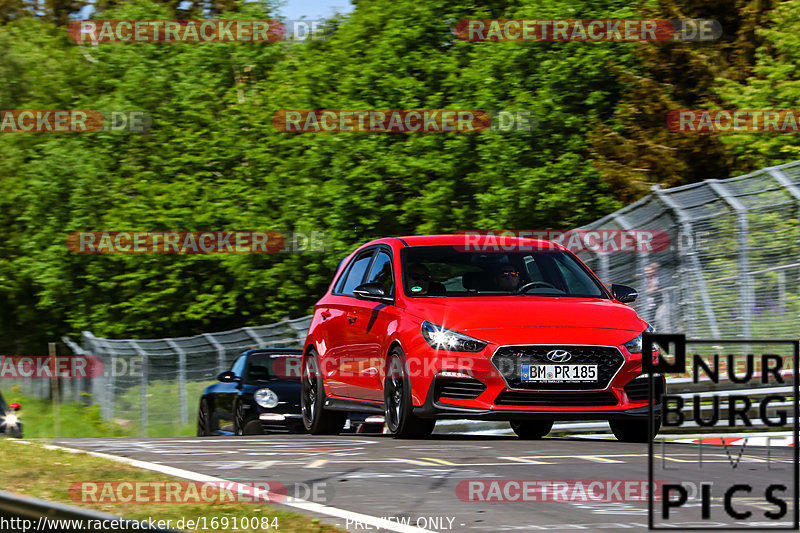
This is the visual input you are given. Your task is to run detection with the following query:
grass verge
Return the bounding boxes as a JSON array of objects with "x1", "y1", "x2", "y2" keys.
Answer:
[{"x1": 0, "y1": 439, "x2": 345, "y2": 533}]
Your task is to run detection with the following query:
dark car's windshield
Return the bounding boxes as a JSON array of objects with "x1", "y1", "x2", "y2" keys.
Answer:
[
  {"x1": 401, "y1": 245, "x2": 609, "y2": 298},
  {"x1": 244, "y1": 352, "x2": 301, "y2": 382}
]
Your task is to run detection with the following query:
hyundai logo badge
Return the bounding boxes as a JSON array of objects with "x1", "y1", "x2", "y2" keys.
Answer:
[{"x1": 546, "y1": 349, "x2": 572, "y2": 363}]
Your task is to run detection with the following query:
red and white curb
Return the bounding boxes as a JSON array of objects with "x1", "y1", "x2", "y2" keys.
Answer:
[{"x1": 668, "y1": 433, "x2": 795, "y2": 446}]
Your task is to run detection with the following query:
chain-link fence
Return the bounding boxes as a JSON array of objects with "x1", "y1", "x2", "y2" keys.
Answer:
[
  {"x1": 576, "y1": 160, "x2": 800, "y2": 341},
  {"x1": 52, "y1": 317, "x2": 310, "y2": 435},
  {"x1": 44, "y1": 160, "x2": 800, "y2": 435}
]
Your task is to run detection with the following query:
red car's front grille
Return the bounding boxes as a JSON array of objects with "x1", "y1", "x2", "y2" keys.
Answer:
[
  {"x1": 433, "y1": 377, "x2": 487, "y2": 401},
  {"x1": 491, "y1": 345, "x2": 625, "y2": 390},
  {"x1": 494, "y1": 390, "x2": 619, "y2": 407},
  {"x1": 623, "y1": 375, "x2": 664, "y2": 402}
]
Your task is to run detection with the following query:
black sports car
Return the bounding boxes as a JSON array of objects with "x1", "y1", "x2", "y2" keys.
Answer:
[
  {"x1": 0, "y1": 391, "x2": 23, "y2": 438},
  {"x1": 197, "y1": 348, "x2": 384, "y2": 436},
  {"x1": 197, "y1": 349, "x2": 305, "y2": 435}
]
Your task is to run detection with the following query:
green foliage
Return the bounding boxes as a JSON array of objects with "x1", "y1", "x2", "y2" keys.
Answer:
[
  {"x1": 0, "y1": 0, "x2": 790, "y2": 350},
  {"x1": 589, "y1": 0, "x2": 777, "y2": 200},
  {"x1": 717, "y1": 0, "x2": 800, "y2": 171},
  {"x1": 115, "y1": 379, "x2": 212, "y2": 436},
  {"x1": 3, "y1": 392, "x2": 133, "y2": 438}
]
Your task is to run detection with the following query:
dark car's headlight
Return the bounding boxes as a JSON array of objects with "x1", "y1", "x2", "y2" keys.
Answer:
[
  {"x1": 1, "y1": 412, "x2": 20, "y2": 429},
  {"x1": 421, "y1": 321, "x2": 487, "y2": 352},
  {"x1": 254, "y1": 388, "x2": 279, "y2": 408},
  {"x1": 623, "y1": 324, "x2": 654, "y2": 354}
]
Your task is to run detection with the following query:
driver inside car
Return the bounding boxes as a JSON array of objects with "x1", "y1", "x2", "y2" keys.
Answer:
[
  {"x1": 492, "y1": 265, "x2": 521, "y2": 292},
  {"x1": 407, "y1": 263, "x2": 446, "y2": 295}
]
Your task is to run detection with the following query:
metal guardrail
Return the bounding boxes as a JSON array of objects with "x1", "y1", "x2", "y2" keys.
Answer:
[{"x1": 0, "y1": 489, "x2": 182, "y2": 532}]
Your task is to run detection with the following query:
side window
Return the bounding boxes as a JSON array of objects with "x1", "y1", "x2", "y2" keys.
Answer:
[
  {"x1": 366, "y1": 250, "x2": 394, "y2": 295},
  {"x1": 553, "y1": 254, "x2": 604, "y2": 296},
  {"x1": 333, "y1": 256, "x2": 349, "y2": 293},
  {"x1": 339, "y1": 250, "x2": 375, "y2": 296},
  {"x1": 230, "y1": 355, "x2": 247, "y2": 377}
]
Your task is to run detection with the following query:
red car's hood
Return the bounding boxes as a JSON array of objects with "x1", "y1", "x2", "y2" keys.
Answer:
[{"x1": 402, "y1": 296, "x2": 644, "y2": 335}]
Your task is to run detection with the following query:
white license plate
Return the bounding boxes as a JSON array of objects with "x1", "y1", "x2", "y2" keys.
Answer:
[{"x1": 522, "y1": 364, "x2": 598, "y2": 383}]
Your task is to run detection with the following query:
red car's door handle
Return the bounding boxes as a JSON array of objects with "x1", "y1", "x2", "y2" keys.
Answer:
[
  {"x1": 320, "y1": 311, "x2": 331, "y2": 320},
  {"x1": 347, "y1": 315, "x2": 357, "y2": 324}
]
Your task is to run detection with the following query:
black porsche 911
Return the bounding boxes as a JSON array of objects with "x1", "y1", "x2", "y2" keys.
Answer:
[
  {"x1": 197, "y1": 348, "x2": 305, "y2": 435},
  {"x1": 197, "y1": 348, "x2": 383, "y2": 436}
]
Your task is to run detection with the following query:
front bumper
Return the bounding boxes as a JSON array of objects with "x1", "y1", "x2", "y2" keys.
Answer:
[
  {"x1": 414, "y1": 397, "x2": 659, "y2": 421},
  {"x1": 409, "y1": 351, "x2": 665, "y2": 421},
  {"x1": 414, "y1": 377, "x2": 662, "y2": 420}
]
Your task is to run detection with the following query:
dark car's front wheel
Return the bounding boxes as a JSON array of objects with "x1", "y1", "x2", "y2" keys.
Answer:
[
  {"x1": 233, "y1": 400, "x2": 246, "y2": 436},
  {"x1": 609, "y1": 418, "x2": 660, "y2": 442},
  {"x1": 384, "y1": 348, "x2": 435, "y2": 439},
  {"x1": 301, "y1": 350, "x2": 346, "y2": 434},
  {"x1": 510, "y1": 420, "x2": 553, "y2": 439},
  {"x1": 197, "y1": 398, "x2": 214, "y2": 437}
]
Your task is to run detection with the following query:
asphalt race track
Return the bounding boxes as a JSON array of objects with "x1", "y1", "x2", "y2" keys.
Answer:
[{"x1": 48, "y1": 434, "x2": 797, "y2": 532}]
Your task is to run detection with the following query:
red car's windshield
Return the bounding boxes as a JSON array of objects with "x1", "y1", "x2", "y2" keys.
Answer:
[{"x1": 400, "y1": 245, "x2": 609, "y2": 298}]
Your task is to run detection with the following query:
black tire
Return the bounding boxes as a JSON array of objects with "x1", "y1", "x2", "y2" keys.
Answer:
[
  {"x1": 301, "y1": 351, "x2": 346, "y2": 434},
  {"x1": 609, "y1": 418, "x2": 661, "y2": 442},
  {"x1": 510, "y1": 420, "x2": 553, "y2": 439},
  {"x1": 197, "y1": 398, "x2": 213, "y2": 437},
  {"x1": 233, "y1": 400, "x2": 246, "y2": 436},
  {"x1": 384, "y1": 348, "x2": 436, "y2": 439}
]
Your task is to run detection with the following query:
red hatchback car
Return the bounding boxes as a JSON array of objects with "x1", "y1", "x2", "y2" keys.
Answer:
[{"x1": 301, "y1": 235, "x2": 663, "y2": 441}]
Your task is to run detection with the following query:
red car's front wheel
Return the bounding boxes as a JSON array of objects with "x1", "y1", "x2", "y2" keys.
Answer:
[
  {"x1": 384, "y1": 348, "x2": 435, "y2": 439},
  {"x1": 301, "y1": 350, "x2": 346, "y2": 435}
]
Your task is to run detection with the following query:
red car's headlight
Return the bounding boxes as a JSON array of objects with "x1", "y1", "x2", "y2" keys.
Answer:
[
  {"x1": 623, "y1": 324, "x2": 654, "y2": 354},
  {"x1": 420, "y1": 321, "x2": 487, "y2": 352}
]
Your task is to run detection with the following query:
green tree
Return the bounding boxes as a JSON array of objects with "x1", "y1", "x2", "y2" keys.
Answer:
[
  {"x1": 589, "y1": 0, "x2": 776, "y2": 201},
  {"x1": 717, "y1": 0, "x2": 800, "y2": 171}
]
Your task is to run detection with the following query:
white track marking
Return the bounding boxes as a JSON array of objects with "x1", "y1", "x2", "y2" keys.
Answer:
[{"x1": 43, "y1": 443, "x2": 435, "y2": 533}]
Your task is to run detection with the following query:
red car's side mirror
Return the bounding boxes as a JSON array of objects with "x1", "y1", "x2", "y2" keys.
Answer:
[{"x1": 8, "y1": 403, "x2": 20, "y2": 411}]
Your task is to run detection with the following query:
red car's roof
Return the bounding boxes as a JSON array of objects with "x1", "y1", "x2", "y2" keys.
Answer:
[{"x1": 380, "y1": 234, "x2": 564, "y2": 250}]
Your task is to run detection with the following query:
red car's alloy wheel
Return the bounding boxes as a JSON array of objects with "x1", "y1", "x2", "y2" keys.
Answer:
[
  {"x1": 384, "y1": 348, "x2": 435, "y2": 438},
  {"x1": 301, "y1": 351, "x2": 346, "y2": 434}
]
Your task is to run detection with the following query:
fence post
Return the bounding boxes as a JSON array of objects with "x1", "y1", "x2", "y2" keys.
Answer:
[
  {"x1": 48, "y1": 342, "x2": 60, "y2": 437},
  {"x1": 243, "y1": 326, "x2": 264, "y2": 348},
  {"x1": 706, "y1": 180, "x2": 752, "y2": 339},
  {"x1": 653, "y1": 187, "x2": 720, "y2": 338},
  {"x1": 203, "y1": 333, "x2": 227, "y2": 375},
  {"x1": 598, "y1": 253, "x2": 609, "y2": 287},
  {"x1": 97, "y1": 335, "x2": 117, "y2": 420},
  {"x1": 767, "y1": 167, "x2": 800, "y2": 318},
  {"x1": 129, "y1": 341, "x2": 148, "y2": 437},
  {"x1": 166, "y1": 340, "x2": 188, "y2": 426}
]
